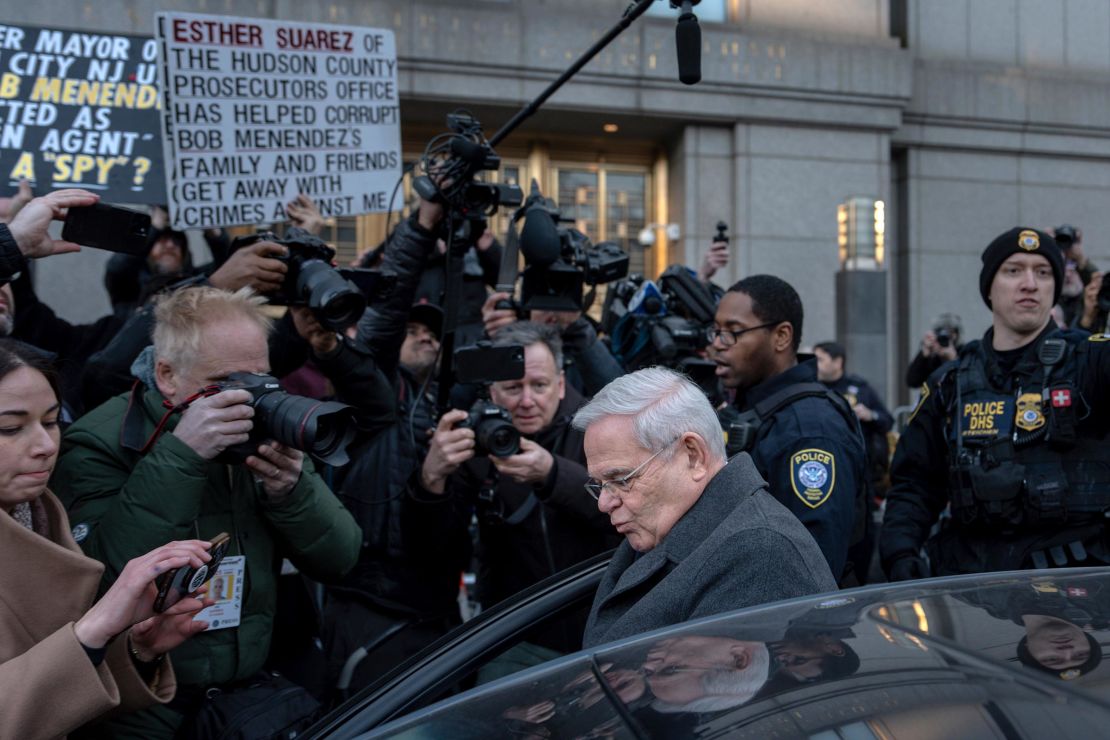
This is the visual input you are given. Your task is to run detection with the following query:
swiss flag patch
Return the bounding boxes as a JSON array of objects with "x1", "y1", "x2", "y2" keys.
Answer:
[
  {"x1": 1052, "y1": 389, "x2": 1072, "y2": 408},
  {"x1": 1067, "y1": 587, "x2": 1088, "y2": 598}
]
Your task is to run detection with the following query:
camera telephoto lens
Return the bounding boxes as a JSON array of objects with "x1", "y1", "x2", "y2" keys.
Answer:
[
  {"x1": 254, "y1": 391, "x2": 358, "y2": 466},
  {"x1": 297, "y1": 259, "x2": 367, "y2": 331},
  {"x1": 318, "y1": 290, "x2": 366, "y2": 328}
]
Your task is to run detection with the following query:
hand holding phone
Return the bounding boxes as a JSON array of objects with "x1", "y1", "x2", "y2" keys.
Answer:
[
  {"x1": 61, "y1": 202, "x2": 152, "y2": 256},
  {"x1": 5, "y1": 188, "x2": 99, "y2": 260},
  {"x1": 153, "y1": 532, "x2": 231, "y2": 614}
]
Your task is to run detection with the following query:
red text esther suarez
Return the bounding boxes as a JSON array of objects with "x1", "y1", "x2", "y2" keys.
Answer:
[{"x1": 172, "y1": 19, "x2": 262, "y2": 47}]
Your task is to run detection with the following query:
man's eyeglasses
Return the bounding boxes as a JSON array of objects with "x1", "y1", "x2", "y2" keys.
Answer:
[
  {"x1": 705, "y1": 321, "x2": 782, "y2": 348},
  {"x1": 584, "y1": 437, "x2": 679, "y2": 501}
]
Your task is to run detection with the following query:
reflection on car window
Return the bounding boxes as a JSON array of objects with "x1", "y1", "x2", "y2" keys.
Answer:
[
  {"x1": 381, "y1": 657, "x2": 638, "y2": 739},
  {"x1": 374, "y1": 578, "x2": 1110, "y2": 739},
  {"x1": 874, "y1": 574, "x2": 1110, "y2": 685}
]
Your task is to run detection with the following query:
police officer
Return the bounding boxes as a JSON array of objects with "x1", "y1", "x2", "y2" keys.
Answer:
[
  {"x1": 881, "y1": 227, "x2": 1110, "y2": 581},
  {"x1": 709, "y1": 275, "x2": 867, "y2": 581},
  {"x1": 814, "y1": 340, "x2": 894, "y2": 484}
]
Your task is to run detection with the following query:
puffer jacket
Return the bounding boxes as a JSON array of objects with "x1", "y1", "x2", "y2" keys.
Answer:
[{"x1": 52, "y1": 385, "x2": 361, "y2": 689}]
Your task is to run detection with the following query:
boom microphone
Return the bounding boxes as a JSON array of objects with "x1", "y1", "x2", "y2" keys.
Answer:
[{"x1": 675, "y1": 1, "x2": 702, "y2": 86}]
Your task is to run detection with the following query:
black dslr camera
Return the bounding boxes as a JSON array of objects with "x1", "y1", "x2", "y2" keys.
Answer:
[
  {"x1": 229, "y1": 227, "x2": 367, "y2": 331},
  {"x1": 453, "y1": 341, "x2": 527, "y2": 457},
  {"x1": 1054, "y1": 224, "x2": 1078, "y2": 250},
  {"x1": 462, "y1": 401, "x2": 520, "y2": 458},
  {"x1": 205, "y1": 372, "x2": 358, "y2": 466},
  {"x1": 935, "y1": 327, "x2": 952, "y2": 348}
]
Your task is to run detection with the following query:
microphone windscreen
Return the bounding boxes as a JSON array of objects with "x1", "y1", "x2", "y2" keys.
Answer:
[
  {"x1": 520, "y1": 208, "x2": 562, "y2": 266},
  {"x1": 450, "y1": 137, "x2": 488, "y2": 167},
  {"x1": 675, "y1": 14, "x2": 701, "y2": 85}
]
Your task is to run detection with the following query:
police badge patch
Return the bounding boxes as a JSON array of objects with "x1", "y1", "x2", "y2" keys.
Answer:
[
  {"x1": 1015, "y1": 392, "x2": 1045, "y2": 432},
  {"x1": 1017, "y1": 229, "x2": 1040, "y2": 251},
  {"x1": 71, "y1": 523, "x2": 90, "y2": 543},
  {"x1": 791, "y1": 448, "x2": 835, "y2": 509}
]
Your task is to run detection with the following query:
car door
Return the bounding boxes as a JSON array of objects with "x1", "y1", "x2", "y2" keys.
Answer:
[{"x1": 307, "y1": 551, "x2": 613, "y2": 738}]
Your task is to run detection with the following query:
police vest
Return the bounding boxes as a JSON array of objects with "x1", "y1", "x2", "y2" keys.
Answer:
[{"x1": 947, "y1": 333, "x2": 1110, "y2": 530}]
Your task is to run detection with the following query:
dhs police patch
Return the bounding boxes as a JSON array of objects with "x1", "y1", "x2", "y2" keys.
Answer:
[{"x1": 791, "y1": 448, "x2": 835, "y2": 508}]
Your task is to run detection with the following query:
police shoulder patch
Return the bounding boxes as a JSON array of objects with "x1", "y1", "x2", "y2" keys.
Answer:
[
  {"x1": 908, "y1": 382, "x2": 930, "y2": 424},
  {"x1": 790, "y1": 448, "x2": 835, "y2": 509}
]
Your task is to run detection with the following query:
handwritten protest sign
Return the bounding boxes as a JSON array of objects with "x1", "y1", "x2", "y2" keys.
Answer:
[
  {"x1": 0, "y1": 24, "x2": 165, "y2": 201},
  {"x1": 156, "y1": 13, "x2": 402, "y2": 230}
]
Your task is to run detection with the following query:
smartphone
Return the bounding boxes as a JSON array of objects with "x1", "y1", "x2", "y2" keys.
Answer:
[
  {"x1": 454, "y1": 341, "x2": 525, "y2": 384},
  {"x1": 61, "y1": 203, "x2": 152, "y2": 256},
  {"x1": 152, "y1": 532, "x2": 231, "y2": 614},
  {"x1": 336, "y1": 267, "x2": 395, "y2": 300}
]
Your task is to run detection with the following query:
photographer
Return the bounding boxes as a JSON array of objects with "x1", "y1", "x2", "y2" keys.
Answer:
[
  {"x1": 904, "y1": 313, "x2": 962, "y2": 389},
  {"x1": 53, "y1": 286, "x2": 360, "y2": 739},
  {"x1": 79, "y1": 235, "x2": 316, "y2": 413},
  {"x1": 1074, "y1": 270, "x2": 1107, "y2": 334},
  {"x1": 318, "y1": 194, "x2": 474, "y2": 693},
  {"x1": 481, "y1": 292, "x2": 625, "y2": 398},
  {"x1": 103, "y1": 227, "x2": 193, "y2": 316},
  {"x1": 404, "y1": 321, "x2": 619, "y2": 651},
  {"x1": 358, "y1": 220, "x2": 502, "y2": 347}
]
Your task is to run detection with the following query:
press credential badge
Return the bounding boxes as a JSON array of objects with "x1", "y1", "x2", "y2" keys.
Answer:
[{"x1": 195, "y1": 555, "x2": 245, "y2": 630}]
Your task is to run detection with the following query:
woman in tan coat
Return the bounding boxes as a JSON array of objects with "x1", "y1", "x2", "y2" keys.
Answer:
[{"x1": 0, "y1": 340, "x2": 214, "y2": 739}]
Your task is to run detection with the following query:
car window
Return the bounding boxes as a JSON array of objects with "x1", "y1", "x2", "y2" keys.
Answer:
[{"x1": 360, "y1": 577, "x2": 1110, "y2": 739}]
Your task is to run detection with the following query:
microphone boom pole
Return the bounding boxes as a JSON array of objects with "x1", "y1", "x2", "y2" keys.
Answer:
[
  {"x1": 489, "y1": 0, "x2": 658, "y2": 147},
  {"x1": 435, "y1": 0, "x2": 692, "y2": 412}
]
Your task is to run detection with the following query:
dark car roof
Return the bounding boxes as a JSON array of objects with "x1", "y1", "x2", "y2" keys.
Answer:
[{"x1": 369, "y1": 568, "x2": 1110, "y2": 739}]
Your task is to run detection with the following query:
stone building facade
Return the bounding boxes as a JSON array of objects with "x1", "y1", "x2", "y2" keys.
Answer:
[{"x1": 10, "y1": 0, "x2": 1110, "y2": 405}]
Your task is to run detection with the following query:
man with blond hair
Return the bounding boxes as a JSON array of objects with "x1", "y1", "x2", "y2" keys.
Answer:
[
  {"x1": 574, "y1": 367, "x2": 835, "y2": 648},
  {"x1": 54, "y1": 285, "x2": 360, "y2": 739}
]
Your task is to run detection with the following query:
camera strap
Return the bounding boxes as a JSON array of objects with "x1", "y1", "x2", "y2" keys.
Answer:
[{"x1": 120, "y1": 380, "x2": 222, "y2": 456}]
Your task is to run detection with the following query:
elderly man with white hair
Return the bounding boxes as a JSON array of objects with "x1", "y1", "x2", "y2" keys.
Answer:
[{"x1": 575, "y1": 367, "x2": 836, "y2": 648}]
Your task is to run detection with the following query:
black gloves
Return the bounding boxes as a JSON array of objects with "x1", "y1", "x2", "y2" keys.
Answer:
[{"x1": 887, "y1": 553, "x2": 930, "y2": 582}]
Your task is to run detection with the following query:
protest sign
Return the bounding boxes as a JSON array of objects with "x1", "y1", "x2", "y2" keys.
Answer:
[
  {"x1": 156, "y1": 13, "x2": 402, "y2": 230},
  {"x1": 0, "y1": 24, "x2": 165, "y2": 202}
]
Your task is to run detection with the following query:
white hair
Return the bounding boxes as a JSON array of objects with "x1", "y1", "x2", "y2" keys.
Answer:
[
  {"x1": 651, "y1": 643, "x2": 771, "y2": 714},
  {"x1": 572, "y1": 366, "x2": 726, "y2": 462},
  {"x1": 153, "y1": 286, "x2": 271, "y2": 372}
]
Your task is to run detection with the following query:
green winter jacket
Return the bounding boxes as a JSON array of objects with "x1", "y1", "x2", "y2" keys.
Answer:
[{"x1": 52, "y1": 386, "x2": 361, "y2": 689}]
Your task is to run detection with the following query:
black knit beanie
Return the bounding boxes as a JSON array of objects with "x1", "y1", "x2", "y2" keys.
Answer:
[{"x1": 979, "y1": 227, "x2": 1063, "y2": 308}]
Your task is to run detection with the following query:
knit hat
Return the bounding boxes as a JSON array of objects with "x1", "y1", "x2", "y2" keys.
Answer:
[{"x1": 979, "y1": 227, "x2": 1063, "y2": 308}]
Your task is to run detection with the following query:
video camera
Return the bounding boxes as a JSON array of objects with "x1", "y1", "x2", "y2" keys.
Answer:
[
  {"x1": 514, "y1": 181, "x2": 629, "y2": 312},
  {"x1": 413, "y1": 111, "x2": 523, "y2": 217},
  {"x1": 602, "y1": 264, "x2": 720, "y2": 398},
  {"x1": 205, "y1": 371, "x2": 358, "y2": 466},
  {"x1": 229, "y1": 227, "x2": 367, "y2": 331}
]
